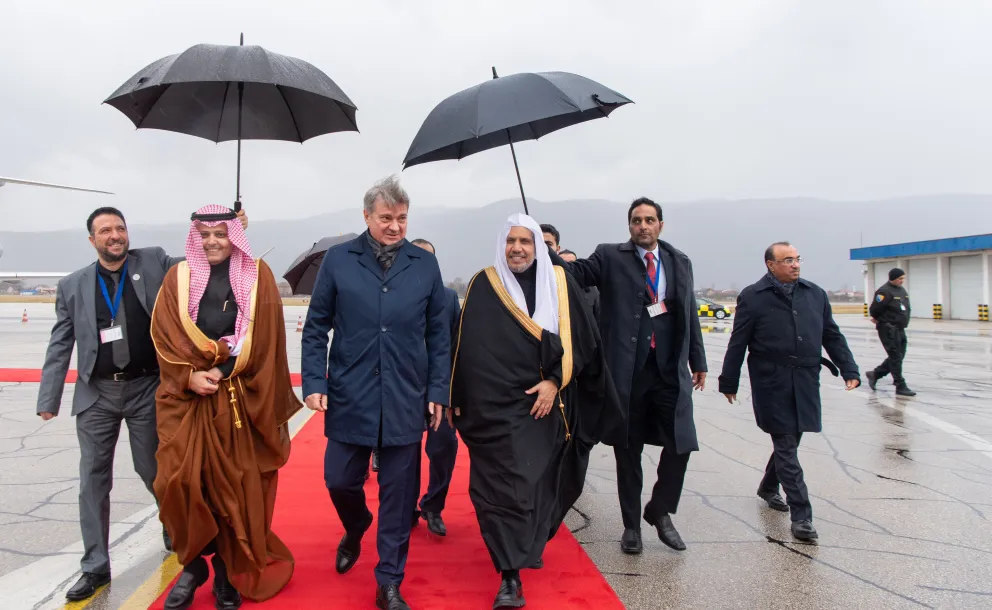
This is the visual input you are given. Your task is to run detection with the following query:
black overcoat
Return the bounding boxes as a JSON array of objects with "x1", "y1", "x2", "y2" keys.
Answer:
[
  {"x1": 718, "y1": 275, "x2": 860, "y2": 434},
  {"x1": 555, "y1": 240, "x2": 706, "y2": 452}
]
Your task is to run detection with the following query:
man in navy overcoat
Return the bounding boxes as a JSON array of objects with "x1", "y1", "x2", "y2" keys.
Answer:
[{"x1": 302, "y1": 175, "x2": 450, "y2": 610}]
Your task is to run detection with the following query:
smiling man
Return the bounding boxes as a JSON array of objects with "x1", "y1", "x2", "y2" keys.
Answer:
[
  {"x1": 450, "y1": 213, "x2": 622, "y2": 609},
  {"x1": 36, "y1": 205, "x2": 248, "y2": 602},
  {"x1": 301, "y1": 175, "x2": 450, "y2": 610}
]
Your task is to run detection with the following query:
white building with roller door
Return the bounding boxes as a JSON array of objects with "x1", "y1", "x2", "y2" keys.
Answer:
[{"x1": 850, "y1": 234, "x2": 992, "y2": 321}]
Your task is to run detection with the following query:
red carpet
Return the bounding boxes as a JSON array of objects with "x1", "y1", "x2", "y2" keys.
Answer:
[
  {"x1": 147, "y1": 414, "x2": 624, "y2": 609},
  {"x1": 0, "y1": 368, "x2": 302, "y2": 387}
]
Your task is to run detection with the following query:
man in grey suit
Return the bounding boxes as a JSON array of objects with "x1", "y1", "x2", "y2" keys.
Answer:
[{"x1": 36, "y1": 206, "x2": 247, "y2": 602}]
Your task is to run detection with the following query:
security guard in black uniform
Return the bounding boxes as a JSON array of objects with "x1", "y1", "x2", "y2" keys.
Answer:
[{"x1": 866, "y1": 268, "x2": 916, "y2": 396}]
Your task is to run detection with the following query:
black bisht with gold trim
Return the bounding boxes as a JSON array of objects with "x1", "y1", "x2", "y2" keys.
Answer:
[{"x1": 451, "y1": 263, "x2": 624, "y2": 571}]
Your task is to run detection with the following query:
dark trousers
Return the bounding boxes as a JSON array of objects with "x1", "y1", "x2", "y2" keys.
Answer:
[
  {"x1": 76, "y1": 377, "x2": 159, "y2": 574},
  {"x1": 182, "y1": 539, "x2": 229, "y2": 583},
  {"x1": 758, "y1": 433, "x2": 812, "y2": 522},
  {"x1": 325, "y1": 439, "x2": 420, "y2": 586},
  {"x1": 874, "y1": 324, "x2": 908, "y2": 385},
  {"x1": 615, "y1": 353, "x2": 690, "y2": 530},
  {"x1": 418, "y1": 419, "x2": 458, "y2": 513}
]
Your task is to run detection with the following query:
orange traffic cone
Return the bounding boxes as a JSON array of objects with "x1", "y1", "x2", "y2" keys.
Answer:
[
  {"x1": 296, "y1": 316, "x2": 303, "y2": 332},
  {"x1": 21, "y1": 309, "x2": 28, "y2": 324}
]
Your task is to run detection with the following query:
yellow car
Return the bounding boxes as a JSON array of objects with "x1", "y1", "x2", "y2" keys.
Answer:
[{"x1": 697, "y1": 297, "x2": 733, "y2": 319}]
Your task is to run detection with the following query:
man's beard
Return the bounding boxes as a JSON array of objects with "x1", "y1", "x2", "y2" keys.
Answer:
[
  {"x1": 508, "y1": 258, "x2": 534, "y2": 273},
  {"x1": 98, "y1": 241, "x2": 128, "y2": 263}
]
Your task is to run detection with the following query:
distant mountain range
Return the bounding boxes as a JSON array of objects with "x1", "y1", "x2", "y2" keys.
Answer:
[{"x1": 2, "y1": 194, "x2": 990, "y2": 291}]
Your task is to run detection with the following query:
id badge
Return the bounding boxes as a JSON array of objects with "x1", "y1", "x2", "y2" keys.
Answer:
[
  {"x1": 100, "y1": 326, "x2": 123, "y2": 344},
  {"x1": 647, "y1": 301, "x2": 668, "y2": 317}
]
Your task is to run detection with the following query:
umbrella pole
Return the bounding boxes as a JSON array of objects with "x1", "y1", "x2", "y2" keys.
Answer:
[
  {"x1": 492, "y1": 67, "x2": 529, "y2": 215},
  {"x1": 507, "y1": 137, "x2": 528, "y2": 215},
  {"x1": 234, "y1": 33, "x2": 244, "y2": 213},
  {"x1": 235, "y1": 81, "x2": 243, "y2": 212}
]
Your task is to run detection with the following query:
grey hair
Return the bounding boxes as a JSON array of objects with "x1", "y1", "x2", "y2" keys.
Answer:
[
  {"x1": 764, "y1": 241, "x2": 791, "y2": 262},
  {"x1": 363, "y1": 174, "x2": 410, "y2": 214}
]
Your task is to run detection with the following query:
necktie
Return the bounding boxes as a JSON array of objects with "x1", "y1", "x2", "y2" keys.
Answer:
[
  {"x1": 645, "y1": 252, "x2": 657, "y2": 349},
  {"x1": 110, "y1": 272, "x2": 131, "y2": 370}
]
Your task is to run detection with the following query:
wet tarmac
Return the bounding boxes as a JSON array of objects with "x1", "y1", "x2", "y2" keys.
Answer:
[{"x1": 1, "y1": 303, "x2": 991, "y2": 609}]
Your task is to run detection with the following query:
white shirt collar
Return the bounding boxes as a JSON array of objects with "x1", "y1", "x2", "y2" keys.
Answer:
[{"x1": 635, "y1": 243, "x2": 660, "y2": 263}]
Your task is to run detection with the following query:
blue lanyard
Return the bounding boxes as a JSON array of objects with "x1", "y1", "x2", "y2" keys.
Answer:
[
  {"x1": 97, "y1": 259, "x2": 129, "y2": 323},
  {"x1": 645, "y1": 252, "x2": 661, "y2": 299}
]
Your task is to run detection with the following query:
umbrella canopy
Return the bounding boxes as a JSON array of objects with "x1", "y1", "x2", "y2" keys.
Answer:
[
  {"x1": 104, "y1": 42, "x2": 358, "y2": 142},
  {"x1": 104, "y1": 37, "x2": 358, "y2": 210},
  {"x1": 283, "y1": 233, "x2": 359, "y2": 295},
  {"x1": 403, "y1": 70, "x2": 632, "y2": 168}
]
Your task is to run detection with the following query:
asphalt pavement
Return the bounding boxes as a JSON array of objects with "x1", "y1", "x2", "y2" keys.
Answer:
[{"x1": 1, "y1": 303, "x2": 990, "y2": 609}]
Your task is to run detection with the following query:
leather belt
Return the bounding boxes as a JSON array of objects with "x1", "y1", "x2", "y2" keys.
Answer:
[
  {"x1": 97, "y1": 370, "x2": 159, "y2": 382},
  {"x1": 749, "y1": 351, "x2": 839, "y2": 377}
]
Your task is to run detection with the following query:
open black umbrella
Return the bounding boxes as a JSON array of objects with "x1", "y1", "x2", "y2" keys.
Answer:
[
  {"x1": 283, "y1": 233, "x2": 359, "y2": 295},
  {"x1": 403, "y1": 68, "x2": 632, "y2": 214},
  {"x1": 104, "y1": 35, "x2": 358, "y2": 211}
]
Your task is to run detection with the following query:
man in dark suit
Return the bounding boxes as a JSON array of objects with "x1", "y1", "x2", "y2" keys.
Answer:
[
  {"x1": 302, "y1": 176, "x2": 450, "y2": 610},
  {"x1": 36, "y1": 206, "x2": 247, "y2": 602},
  {"x1": 409, "y1": 238, "x2": 461, "y2": 537},
  {"x1": 550, "y1": 197, "x2": 706, "y2": 554},
  {"x1": 718, "y1": 242, "x2": 860, "y2": 541}
]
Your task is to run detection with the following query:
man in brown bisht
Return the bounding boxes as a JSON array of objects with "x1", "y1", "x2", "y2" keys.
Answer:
[
  {"x1": 450, "y1": 213, "x2": 623, "y2": 609},
  {"x1": 151, "y1": 204, "x2": 302, "y2": 610}
]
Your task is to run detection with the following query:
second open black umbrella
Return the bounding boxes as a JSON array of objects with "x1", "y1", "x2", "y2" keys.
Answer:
[{"x1": 403, "y1": 68, "x2": 632, "y2": 214}]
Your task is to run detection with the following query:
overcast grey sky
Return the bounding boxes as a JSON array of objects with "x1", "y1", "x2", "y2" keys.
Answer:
[{"x1": 3, "y1": 0, "x2": 991, "y2": 231}]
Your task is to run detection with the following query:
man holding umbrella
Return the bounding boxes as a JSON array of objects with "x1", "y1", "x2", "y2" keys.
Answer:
[
  {"x1": 301, "y1": 176, "x2": 450, "y2": 610},
  {"x1": 37, "y1": 205, "x2": 246, "y2": 602},
  {"x1": 549, "y1": 198, "x2": 706, "y2": 554}
]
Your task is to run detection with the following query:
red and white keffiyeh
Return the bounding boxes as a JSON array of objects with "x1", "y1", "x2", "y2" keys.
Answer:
[{"x1": 185, "y1": 204, "x2": 256, "y2": 354}]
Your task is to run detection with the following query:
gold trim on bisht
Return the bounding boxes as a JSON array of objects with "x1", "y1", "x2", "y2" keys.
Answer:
[
  {"x1": 175, "y1": 260, "x2": 261, "y2": 429},
  {"x1": 481, "y1": 266, "x2": 573, "y2": 389}
]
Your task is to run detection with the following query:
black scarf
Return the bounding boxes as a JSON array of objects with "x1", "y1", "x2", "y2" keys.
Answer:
[
  {"x1": 766, "y1": 271, "x2": 796, "y2": 300},
  {"x1": 365, "y1": 231, "x2": 407, "y2": 271}
]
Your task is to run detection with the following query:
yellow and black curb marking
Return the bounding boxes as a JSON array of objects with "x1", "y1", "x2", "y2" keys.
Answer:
[
  {"x1": 933, "y1": 304, "x2": 943, "y2": 320},
  {"x1": 863, "y1": 303, "x2": 869, "y2": 317},
  {"x1": 980, "y1": 304, "x2": 989, "y2": 322},
  {"x1": 699, "y1": 325, "x2": 730, "y2": 333}
]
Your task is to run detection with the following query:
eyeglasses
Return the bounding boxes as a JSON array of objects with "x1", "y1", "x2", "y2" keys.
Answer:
[{"x1": 775, "y1": 257, "x2": 803, "y2": 265}]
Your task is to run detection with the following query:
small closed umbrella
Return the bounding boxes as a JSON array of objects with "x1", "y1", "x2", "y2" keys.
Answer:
[
  {"x1": 403, "y1": 68, "x2": 632, "y2": 214},
  {"x1": 104, "y1": 35, "x2": 358, "y2": 211},
  {"x1": 283, "y1": 233, "x2": 359, "y2": 295}
]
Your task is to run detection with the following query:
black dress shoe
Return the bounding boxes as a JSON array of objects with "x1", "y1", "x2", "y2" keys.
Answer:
[
  {"x1": 164, "y1": 571, "x2": 207, "y2": 610},
  {"x1": 866, "y1": 371, "x2": 878, "y2": 391},
  {"x1": 212, "y1": 582, "x2": 242, "y2": 610},
  {"x1": 620, "y1": 528, "x2": 642, "y2": 554},
  {"x1": 493, "y1": 576, "x2": 526, "y2": 609},
  {"x1": 757, "y1": 490, "x2": 790, "y2": 512},
  {"x1": 65, "y1": 572, "x2": 111, "y2": 601},
  {"x1": 422, "y1": 511, "x2": 447, "y2": 536},
  {"x1": 645, "y1": 513, "x2": 686, "y2": 551},
  {"x1": 376, "y1": 584, "x2": 411, "y2": 610},
  {"x1": 896, "y1": 385, "x2": 917, "y2": 397},
  {"x1": 163, "y1": 527, "x2": 173, "y2": 552},
  {"x1": 337, "y1": 512, "x2": 374, "y2": 574},
  {"x1": 791, "y1": 520, "x2": 818, "y2": 541},
  {"x1": 211, "y1": 556, "x2": 242, "y2": 610}
]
